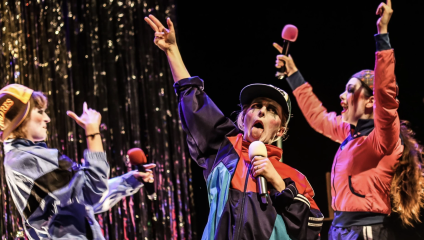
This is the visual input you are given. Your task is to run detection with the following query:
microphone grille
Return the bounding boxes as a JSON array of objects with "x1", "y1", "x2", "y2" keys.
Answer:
[
  {"x1": 248, "y1": 141, "x2": 268, "y2": 160},
  {"x1": 127, "y1": 148, "x2": 147, "y2": 165},
  {"x1": 282, "y1": 24, "x2": 298, "y2": 42}
]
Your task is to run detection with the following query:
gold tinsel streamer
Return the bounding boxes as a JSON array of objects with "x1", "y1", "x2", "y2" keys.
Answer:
[{"x1": 0, "y1": 0, "x2": 195, "y2": 239}]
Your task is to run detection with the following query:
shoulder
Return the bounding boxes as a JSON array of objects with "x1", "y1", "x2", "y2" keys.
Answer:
[
  {"x1": 274, "y1": 162, "x2": 315, "y2": 197},
  {"x1": 4, "y1": 142, "x2": 60, "y2": 179}
]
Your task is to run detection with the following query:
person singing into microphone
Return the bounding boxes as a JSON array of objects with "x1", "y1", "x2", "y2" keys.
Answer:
[
  {"x1": 145, "y1": 15, "x2": 324, "y2": 240},
  {"x1": 0, "y1": 84, "x2": 155, "y2": 239},
  {"x1": 275, "y1": 1, "x2": 424, "y2": 239}
]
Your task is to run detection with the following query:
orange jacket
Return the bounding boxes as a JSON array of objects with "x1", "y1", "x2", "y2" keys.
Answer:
[{"x1": 287, "y1": 44, "x2": 402, "y2": 227}]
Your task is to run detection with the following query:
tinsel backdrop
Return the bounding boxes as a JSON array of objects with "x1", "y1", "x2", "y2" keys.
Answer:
[{"x1": 0, "y1": 0, "x2": 196, "y2": 239}]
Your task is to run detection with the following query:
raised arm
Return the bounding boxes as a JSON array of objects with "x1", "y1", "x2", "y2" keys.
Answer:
[
  {"x1": 144, "y1": 15, "x2": 190, "y2": 82},
  {"x1": 145, "y1": 15, "x2": 238, "y2": 178},
  {"x1": 273, "y1": 52, "x2": 350, "y2": 143},
  {"x1": 373, "y1": 0, "x2": 400, "y2": 154}
]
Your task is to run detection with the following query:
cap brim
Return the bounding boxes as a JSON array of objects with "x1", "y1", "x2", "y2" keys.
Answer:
[{"x1": 239, "y1": 84, "x2": 291, "y2": 123}]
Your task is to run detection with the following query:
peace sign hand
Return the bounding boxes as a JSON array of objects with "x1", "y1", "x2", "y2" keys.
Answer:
[
  {"x1": 145, "y1": 15, "x2": 177, "y2": 52},
  {"x1": 376, "y1": 0, "x2": 393, "y2": 34}
]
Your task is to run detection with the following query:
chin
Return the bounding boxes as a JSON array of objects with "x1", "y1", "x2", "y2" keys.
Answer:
[{"x1": 341, "y1": 114, "x2": 349, "y2": 123}]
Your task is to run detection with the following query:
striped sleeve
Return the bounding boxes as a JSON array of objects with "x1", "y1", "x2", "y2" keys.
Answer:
[{"x1": 270, "y1": 178, "x2": 323, "y2": 240}]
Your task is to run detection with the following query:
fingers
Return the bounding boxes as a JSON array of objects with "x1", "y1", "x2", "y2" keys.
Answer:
[
  {"x1": 277, "y1": 54, "x2": 290, "y2": 61},
  {"x1": 376, "y1": 3, "x2": 385, "y2": 15},
  {"x1": 83, "y1": 102, "x2": 88, "y2": 113},
  {"x1": 148, "y1": 15, "x2": 166, "y2": 31},
  {"x1": 135, "y1": 171, "x2": 154, "y2": 179},
  {"x1": 273, "y1": 42, "x2": 283, "y2": 53},
  {"x1": 167, "y1": 18, "x2": 175, "y2": 32},
  {"x1": 140, "y1": 171, "x2": 154, "y2": 183},
  {"x1": 143, "y1": 163, "x2": 157, "y2": 169},
  {"x1": 66, "y1": 111, "x2": 84, "y2": 125},
  {"x1": 275, "y1": 59, "x2": 285, "y2": 68},
  {"x1": 155, "y1": 32, "x2": 165, "y2": 37},
  {"x1": 144, "y1": 17, "x2": 159, "y2": 31},
  {"x1": 137, "y1": 172, "x2": 151, "y2": 178},
  {"x1": 376, "y1": 2, "x2": 393, "y2": 16},
  {"x1": 252, "y1": 163, "x2": 267, "y2": 177},
  {"x1": 251, "y1": 156, "x2": 266, "y2": 164}
]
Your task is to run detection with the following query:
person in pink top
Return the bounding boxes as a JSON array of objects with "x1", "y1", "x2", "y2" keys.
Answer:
[{"x1": 274, "y1": 1, "x2": 423, "y2": 239}]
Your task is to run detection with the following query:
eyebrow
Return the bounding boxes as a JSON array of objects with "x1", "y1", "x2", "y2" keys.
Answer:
[{"x1": 346, "y1": 83, "x2": 355, "y2": 89}]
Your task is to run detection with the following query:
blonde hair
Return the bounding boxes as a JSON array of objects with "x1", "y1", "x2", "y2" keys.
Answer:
[
  {"x1": 10, "y1": 91, "x2": 48, "y2": 139},
  {"x1": 236, "y1": 103, "x2": 288, "y2": 143}
]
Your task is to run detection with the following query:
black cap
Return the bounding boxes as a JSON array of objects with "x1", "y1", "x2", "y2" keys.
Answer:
[{"x1": 239, "y1": 83, "x2": 291, "y2": 123}]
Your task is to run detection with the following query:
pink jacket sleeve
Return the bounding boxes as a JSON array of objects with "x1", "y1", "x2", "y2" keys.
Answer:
[
  {"x1": 292, "y1": 81, "x2": 350, "y2": 143},
  {"x1": 372, "y1": 49, "x2": 400, "y2": 155}
]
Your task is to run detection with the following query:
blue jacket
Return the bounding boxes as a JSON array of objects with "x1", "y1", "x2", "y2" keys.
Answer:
[{"x1": 3, "y1": 139, "x2": 143, "y2": 240}]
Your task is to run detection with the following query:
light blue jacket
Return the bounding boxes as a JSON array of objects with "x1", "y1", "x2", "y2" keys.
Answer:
[{"x1": 3, "y1": 139, "x2": 143, "y2": 240}]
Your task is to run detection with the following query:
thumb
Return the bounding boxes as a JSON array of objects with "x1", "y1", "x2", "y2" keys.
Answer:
[
  {"x1": 143, "y1": 163, "x2": 157, "y2": 169},
  {"x1": 67, "y1": 111, "x2": 83, "y2": 125}
]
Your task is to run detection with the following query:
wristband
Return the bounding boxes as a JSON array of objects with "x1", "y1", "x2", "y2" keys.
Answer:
[{"x1": 86, "y1": 133, "x2": 100, "y2": 139}]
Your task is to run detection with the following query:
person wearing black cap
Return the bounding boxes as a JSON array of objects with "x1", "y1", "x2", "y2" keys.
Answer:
[
  {"x1": 0, "y1": 84, "x2": 155, "y2": 239},
  {"x1": 275, "y1": 1, "x2": 424, "y2": 239},
  {"x1": 145, "y1": 15, "x2": 323, "y2": 240}
]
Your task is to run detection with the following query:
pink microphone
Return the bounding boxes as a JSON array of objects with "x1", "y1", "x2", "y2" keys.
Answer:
[{"x1": 276, "y1": 24, "x2": 298, "y2": 79}]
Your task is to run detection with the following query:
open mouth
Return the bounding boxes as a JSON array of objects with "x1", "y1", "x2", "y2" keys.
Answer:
[
  {"x1": 252, "y1": 120, "x2": 264, "y2": 130},
  {"x1": 341, "y1": 102, "x2": 348, "y2": 114}
]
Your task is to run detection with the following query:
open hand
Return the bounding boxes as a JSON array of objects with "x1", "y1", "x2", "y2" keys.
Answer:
[
  {"x1": 376, "y1": 0, "x2": 393, "y2": 34},
  {"x1": 67, "y1": 102, "x2": 101, "y2": 135},
  {"x1": 145, "y1": 15, "x2": 176, "y2": 52}
]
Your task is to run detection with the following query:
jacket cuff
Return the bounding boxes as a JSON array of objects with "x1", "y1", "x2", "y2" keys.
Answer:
[
  {"x1": 122, "y1": 171, "x2": 144, "y2": 189},
  {"x1": 173, "y1": 76, "x2": 204, "y2": 96},
  {"x1": 270, "y1": 178, "x2": 298, "y2": 202},
  {"x1": 286, "y1": 71, "x2": 306, "y2": 91},
  {"x1": 82, "y1": 151, "x2": 107, "y2": 166},
  {"x1": 82, "y1": 151, "x2": 109, "y2": 177},
  {"x1": 374, "y1": 33, "x2": 391, "y2": 52}
]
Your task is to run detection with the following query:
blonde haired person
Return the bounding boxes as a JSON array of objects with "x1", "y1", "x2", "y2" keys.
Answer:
[{"x1": 145, "y1": 15, "x2": 324, "y2": 240}]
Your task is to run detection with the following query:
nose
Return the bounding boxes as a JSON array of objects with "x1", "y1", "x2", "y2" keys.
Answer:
[
  {"x1": 44, "y1": 113, "x2": 51, "y2": 123},
  {"x1": 340, "y1": 91, "x2": 346, "y2": 101},
  {"x1": 258, "y1": 106, "x2": 267, "y2": 118}
]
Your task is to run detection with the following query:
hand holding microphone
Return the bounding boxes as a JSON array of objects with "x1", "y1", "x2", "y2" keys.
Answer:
[
  {"x1": 274, "y1": 24, "x2": 298, "y2": 79},
  {"x1": 127, "y1": 148, "x2": 157, "y2": 200},
  {"x1": 249, "y1": 141, "x2": 286, "y2": 204},
  {"x1": 249, "y1": 141, "x2": 269, "y2": 204}
]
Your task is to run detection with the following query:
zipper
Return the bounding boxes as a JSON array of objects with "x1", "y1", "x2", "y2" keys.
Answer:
[
  {"x1": 331, "y1": 156, "x2": 338, "y2": 207},
  {"x1": 235, "y1": 162, "x2": 253, "y2": 240}
]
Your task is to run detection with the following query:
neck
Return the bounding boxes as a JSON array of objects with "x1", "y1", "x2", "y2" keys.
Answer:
[{"x1": 352, "y1": 113, "x2": 374, "y2": 127}]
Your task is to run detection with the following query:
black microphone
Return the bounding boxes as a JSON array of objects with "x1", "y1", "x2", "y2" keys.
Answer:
[
  {"x1": 276, "y1": 24, "x2": 299, "y2": 80},
  {"x1": 127, "y1": 148, "x2": 157, "y2": 200},
  {"x1": 249, "y1": 141, "x2": 268, "y2": 204}
]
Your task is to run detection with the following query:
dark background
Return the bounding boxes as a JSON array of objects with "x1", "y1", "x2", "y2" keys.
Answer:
[{"x1": 174, "y1": 0, "x2": 424, "y2": 238}]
